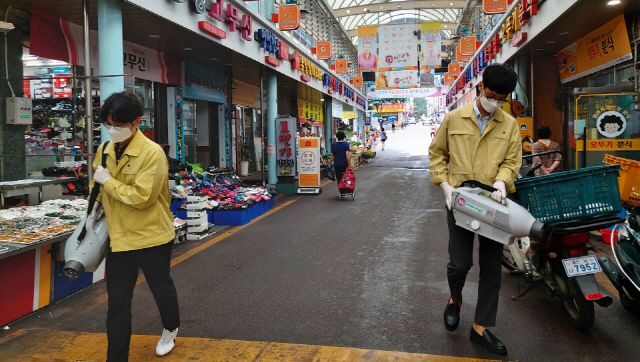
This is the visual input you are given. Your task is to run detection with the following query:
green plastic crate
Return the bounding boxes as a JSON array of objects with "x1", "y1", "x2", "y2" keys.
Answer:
[{"x1": 514, "y1": 165, "x2": 622, "y2": 223}]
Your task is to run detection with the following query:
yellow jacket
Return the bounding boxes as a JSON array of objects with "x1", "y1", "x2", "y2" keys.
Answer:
[
  {"x1": 429, "y1": 102, "x2": 522, "y2": 193},
  {"x1": 92, "y1": 130, "x2": 175, "y2": 252}
]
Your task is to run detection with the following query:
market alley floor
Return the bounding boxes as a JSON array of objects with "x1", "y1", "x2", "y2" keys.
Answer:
[{"x1": 3, "y1": 124, "x2": 640, "y2": 362}]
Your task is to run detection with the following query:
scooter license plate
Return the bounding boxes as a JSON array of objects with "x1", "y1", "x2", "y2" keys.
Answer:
[{"x1": 562, "y1": 255, "x2": 602, "y2": 277}]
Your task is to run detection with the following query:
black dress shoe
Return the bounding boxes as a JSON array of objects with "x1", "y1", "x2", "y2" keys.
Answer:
[
  {"x1": 470, "y1": 328, "x2": 508, "y2": 355},
  {"x1": 443, "y1": 303, "x2": 460, "y2": 331}
]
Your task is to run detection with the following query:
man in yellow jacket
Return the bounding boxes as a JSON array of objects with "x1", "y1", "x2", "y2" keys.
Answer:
[
  {"x1": 429, "y1": 64, "x2": 521, "y2": 355},
  {"x1": 91, "y1": 91, "x2": 179, "y2": 362}
]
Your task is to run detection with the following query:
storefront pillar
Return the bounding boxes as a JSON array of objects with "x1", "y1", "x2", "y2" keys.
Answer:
[
  {"x1": 260, "y1": 0, "x2": 275, "y2": 22},
  {"x1": 97, "y1": 0, "x2": 124, "y2": 141},
  {"x1": 324, "y1": 96, "x2": 332, "y2": 154},
  {"x1": 266, "y1": 70, "x2": 277, "y2": 185},
  {"x1": 358, "y1": 110, "x2": 365, "y2": 145}
]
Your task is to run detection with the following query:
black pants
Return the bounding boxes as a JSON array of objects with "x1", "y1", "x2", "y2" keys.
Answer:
[
  {"x1": 446, "y1": 210, "x2": 503, "y2": 327},
  {"x1": 106, "y1": 241, "x2": 180, "y2": 362},
  {"x1": 334, "y1": 165, "x2": 348, "y2": 183}
]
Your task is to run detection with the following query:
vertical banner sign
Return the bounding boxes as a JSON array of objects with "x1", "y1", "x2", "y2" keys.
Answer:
[
  {"x1": 358, "y1": 26, "x2": 378, "y2": 72},
  {"x1": 353, "y1": 75, "x2": 364, "y2": 88},
  {"x1": 483, "y1": 0, "x2": 508, "y2": 14},
  {"x1": 316, "y1": 41, "x2": 332, "y2": 60},
  {"x1": 557, "y1": 15, "x2": 632, "y2": 84},
  {"x1": 387, "y1": 70, "x2": 418, "y2": 89},
  {"x1": 456, "y1": 45, "x2": 472, "y2": 62},
  {"x1": 378, "y1": 24, "x2": 418, "y2": 70},
  {"x1": 460, "y1": 36, "x2": 476, "y2": 55},
  {"x1": 298, "y1": 137, "x2": 321, "y2": 189},
  {"x1": 175, "y1": 88, "x2": 184, "y2": 162},
  {"x1": 335, "y1": 58, "x2": 348, "y2": 74},
  {"x1": 278, "y1": 5, "x2": 301, "y2": 31},
  {"x1": 421, "y1": 22, "x2": 442, "y2": 68},
  {"x1": 449, "y1": 63, "x2": 461, "y2": 77},
  {"x1": 276, "y1": 117, "x2": 297, "y2": 176}
]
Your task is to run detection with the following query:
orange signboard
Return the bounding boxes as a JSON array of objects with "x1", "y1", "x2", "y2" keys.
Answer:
[
  {"x1": 444, "y1": 72, "x2": 454, "y2": 84},
  {"x1": 460, "y1": 36, "x2": 476, "y2": 55},
  {"x1": 353, "y1": 75, "x2": 363, "y2": 88},
  {"x1": 448, "y1": 63, "x2": 461, "y2": 77},
  {"x1": 278, "y1": 5, "x2": 301, "y2": 31},
  {"x1": 316, "y1": 41, "x2": 332, "y2": 60},
  {"x1": 456, "y1": 45, "x2": 472, "y2": 62},
  {"x1": 335, "y1": 58, "x2": 348, "y2": 74},
  {"x1": 557, "y1": 15, "x2": 632, "y2": 83},
  {"x1": 483, "y1": 0, "x2": 508, "y2": 14}
]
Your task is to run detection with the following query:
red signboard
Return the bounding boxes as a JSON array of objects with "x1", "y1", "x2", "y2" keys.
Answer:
[
  {"x1": 198, "y1": 21, "x2": 227, "y2": 39},
  {"x1": 512, "y1": 32, "x2": 527, "y2": 47},
  {"x1": 300, "y1": 74, "x2": 310, "y2": 82},
  {"x1": 265, "y1": 56, "x2": 280, "y2": 67},
  {"x1": 279, "y1": 42, "x2": 290, "y2": 60}
]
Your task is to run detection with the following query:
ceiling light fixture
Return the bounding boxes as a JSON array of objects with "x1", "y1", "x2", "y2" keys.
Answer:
[
  {"x1": 559, "y1": 31, "x2": 570, "y2": 36},
  {"x1": 148, "y1": 34, "x2": 160, "y2": 38},
  {"x1": 443, "y1": 24, "x2": 447, "y2": 28},
  {"x1": 607, "y1": 0, "x2": 621, "y2": 5},
  {"x1": 545, "y1": 40, "x2": 556, "y2": 44},
  {"x1": 211, "y1": 58, "x2": 218, "y2": 60},
  {"x1": 346, "y1": 9, "x2": 350, "y2": 13},
  {"x1": 536, "y1": 48, "x2": 545, "y2": 51},
  {"x1": 397, "y1": 4, "x2": 402, "y2": 8},
  {"x1": 380, "y1": 5, "x2": 384, "y2": 9},
  {"x1": 450, "y1": 2, "x2": 454, "y2": 6},
  {"x1": 363, "y1": 7, "x2": 368, "y2": 12},
  {"x1": 184, "y1": 47, "x2": 193, "y2": 51}
]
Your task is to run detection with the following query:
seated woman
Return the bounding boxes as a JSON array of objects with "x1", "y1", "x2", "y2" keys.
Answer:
[{"x1": 532, "y1": 125, "x2": 562, "y2": 175}]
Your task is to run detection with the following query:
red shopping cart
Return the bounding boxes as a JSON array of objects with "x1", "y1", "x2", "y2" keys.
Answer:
[{"x1": 338, "y1": 167, "x2": 356, "y2": 200}]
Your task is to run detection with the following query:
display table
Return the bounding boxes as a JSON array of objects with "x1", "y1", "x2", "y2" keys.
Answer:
[{"x1": 0, "y1": 177, "x2": 80, "y2": 205}]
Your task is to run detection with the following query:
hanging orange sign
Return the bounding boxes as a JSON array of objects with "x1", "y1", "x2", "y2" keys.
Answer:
[
  {"x1": 335, "y1": 58, "x2": 348, "y2": 74},
  {"x1": 456, "y1": 45, "x2": 472, "y2": 62},
  {"x1": 444, "y1": 72, "x2": 454, "y2": 84},
  {"x1": 316, "y1": 41, "x2": 332, "y2": 60},
  {"x1": 483, "y1": 0, "x2": 508, "y2": 14},
  {"x1": 448, "y1": 63, "x2": 461, "y2": 76},
  {"x1": 278, "y1": 5, "x2": 301, "y2": 31},
  {"x1": 460, "y1": 36, "x2": 476, "y2": 55},
  {"x1": 353, "y1": 75, "x2": 363, "y2": 87}
]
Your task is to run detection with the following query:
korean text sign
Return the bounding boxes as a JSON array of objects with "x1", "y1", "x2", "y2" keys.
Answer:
[
  {"x1": 184, "y1": 60, "x2": 225, "y2": 103},
  {"x1": 298, "y1": 138, "x2": 320, "y2": 188},
  {"x1": 276, "y1": 117, "x2": 297, "y2": 177}
]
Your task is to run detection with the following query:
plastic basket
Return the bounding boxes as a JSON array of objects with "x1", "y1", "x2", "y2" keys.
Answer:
[
  {"x1": 514, "y1": 165, "x2": 622, "y2": 223},
  {"x1": 603, "y1": 154, "x2": 640, "y2": 206}
]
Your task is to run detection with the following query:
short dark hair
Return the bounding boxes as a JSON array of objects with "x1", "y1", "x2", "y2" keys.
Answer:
[
  {"x1": 100, "y1": 91, "x2": 144, "y2": 125},
  {"x1": 336, "y1": 131, "x2": 346, "y2": 140},
  {"x1": 537, "y1": 125, "x2": 551, "y2": 139},
  {"x1": 600, "y1": 114, "x2": 624, "y2": 132},
  {"x1": 482, "y1": 64, "x2": 518, "y2": 96}
]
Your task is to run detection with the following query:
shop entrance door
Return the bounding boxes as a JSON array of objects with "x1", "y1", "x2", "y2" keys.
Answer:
[{"x1": 567, "y1": 86, "x2": 639, "y2": 169}]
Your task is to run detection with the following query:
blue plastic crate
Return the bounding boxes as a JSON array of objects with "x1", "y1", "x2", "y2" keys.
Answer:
[{"x1": 213, "y1": 208, "x2": 252, "y2": 225}]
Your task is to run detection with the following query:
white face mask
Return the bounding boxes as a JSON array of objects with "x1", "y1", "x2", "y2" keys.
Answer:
[
  {"x1": 108, "y1": 126, "x2": 133, "y2": 143},
  {"x1": 479, "y1": 95, "x2": 501, "y2": 114}
]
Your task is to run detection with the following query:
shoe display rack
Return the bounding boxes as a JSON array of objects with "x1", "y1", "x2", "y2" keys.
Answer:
[{"x1": 185, "y1": 194, "x2": 212, "y2": 241}]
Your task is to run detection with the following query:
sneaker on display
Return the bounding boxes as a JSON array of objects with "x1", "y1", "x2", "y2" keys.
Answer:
[{"x1": 156, "y1": 328, "x2": 178, "y2": 357}]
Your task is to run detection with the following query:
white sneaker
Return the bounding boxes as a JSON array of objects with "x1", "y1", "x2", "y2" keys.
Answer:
[{"x1": 156, "y1": 328, "x2": 178, "y2": 357}]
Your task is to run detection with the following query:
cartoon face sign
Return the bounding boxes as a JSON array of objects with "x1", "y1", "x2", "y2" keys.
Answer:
[{"x1": 596, "y1": 111, "x2": 627, "y2": 138}]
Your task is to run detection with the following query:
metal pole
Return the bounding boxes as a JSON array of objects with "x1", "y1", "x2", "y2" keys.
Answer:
[{"x1": 83, "y1": 0, "x2": 93, "y2": 181}]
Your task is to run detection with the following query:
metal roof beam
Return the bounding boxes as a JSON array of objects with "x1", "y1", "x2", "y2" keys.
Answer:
[{"x1": 334, "y1": 0, "x2": 465, "y2": 17}]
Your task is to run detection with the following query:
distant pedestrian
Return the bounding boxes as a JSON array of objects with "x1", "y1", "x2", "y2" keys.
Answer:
[
  {"x1": 380, "y1": 128, "x2": 387, "y2": 150},
  {"x1": 391, "y1": 122, "x2": 396, "y2": 133},
  {"x1": 401, "y1": 122, "x2": 405, "y2": 130},
  {"x1": 330, "y1": 131, "x2": 352, "y2": 185}
]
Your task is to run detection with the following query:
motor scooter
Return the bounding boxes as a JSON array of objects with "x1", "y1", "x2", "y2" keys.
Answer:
[{"x1": 502, "y1": 152, "x2": 622, "y2": 330}]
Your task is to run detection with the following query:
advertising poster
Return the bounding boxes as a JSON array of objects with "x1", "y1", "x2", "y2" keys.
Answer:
[
  {"x1": 557, "y1": 15, "x2": 632, "y2": 83},
  {"x1": 358, "y1": 26, "x2": 378, "y2": 72},
  {"x1": 421, "y1": 22, "x2": 442, "y2": 68},
  {"x1": 298, "y1": 138, "x2": 321, "y2": 191},
  {"x1": 276, "y1": 117, "x2": 297, "y2": 176},
  {"x1": 298, "y1": 100, "x2": 324, "y2": 126},
  {"x1": 184, "y1": 60, "x2": 225, "y2": 103},
  {"x1": 174, "y1": 88, "x2": 184, "y2": 162},
  {"x1": 386, "y1": 70, "x2": 418, "y2": 89},
  {"x1": 378, "y1": 24, "x2": 418, "y2": 70}
]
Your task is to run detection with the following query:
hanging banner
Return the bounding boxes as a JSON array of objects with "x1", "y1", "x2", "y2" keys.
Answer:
[
  {"x1": 384, "y1": 70, "x2": 417, "y2": 89},
  {"x1": 174, "y1": 88, "x2": 185, "y2": 162},
  {"x1": 448, "y1": 63, "x2": 461, "y2": 77},
  {"x1": 456, "y1": 45, "x2": 472, "y2": 62},
  {"x1": 278, "y1": 5, "x2": 301, "y2": 31},
  {"x1": 316, "y1": 41, "x2": 332, "y2": 60},
  {"x1": 358, "y1": 26, "x2": 378, "y2": 72},
  {"x1": 366, "y1": 87, "x2": 441, "y2": 99},
  {"x1": 377, "y1": 103, "x2": 405, "y2": 113},
  {"x1": 557, "y1": 15, "x2": 632, "y2": 84},
  {"x1": 30, "y1": 10, "x2": 180, "y2": 85},
  {"x1": 335, "y1": 58, "x2": 348, "y2": 74},
  {"x1": 483, "y1": 0, "x2": 508, "y2": 14},
  {"x1": 298, "y1": 137, "x2": 321, "y2": 191},
  {"x1": 353, "y1": 75, "x2": 364, "y2": 88},
  {"x1": 421, "y1": 22, "x2": 442, "y2": 68},
  {"x1": 460, "y1": 36, "x2": 476, "y2": 55},
  {"x1": 276, "y1": 117, "x2": 297, "y2": 176},
  {"x1": 378, "y1": 24, "x2": 418, "y2": 70}
]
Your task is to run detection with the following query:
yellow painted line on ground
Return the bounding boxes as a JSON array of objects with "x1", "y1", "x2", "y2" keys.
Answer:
[
  {"x1": 89, "y1": 199, "x2": 297, "y2": 307},
  {"x1": 0, "y1": 329, "x2": 511, "y2": 362}
]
